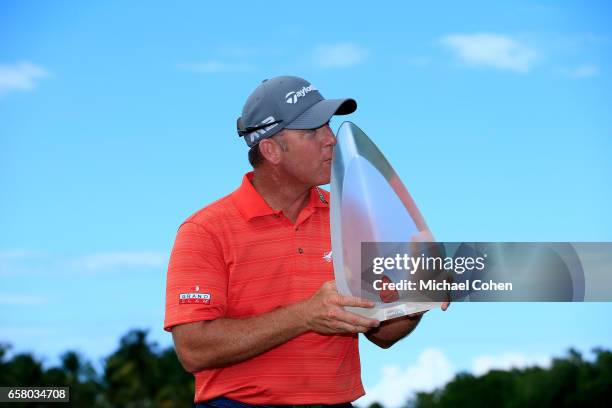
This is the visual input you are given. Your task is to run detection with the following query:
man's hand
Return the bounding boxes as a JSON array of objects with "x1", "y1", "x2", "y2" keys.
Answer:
[{"x1": 300, "y1": 280, "x2": 380, "y2": 334}]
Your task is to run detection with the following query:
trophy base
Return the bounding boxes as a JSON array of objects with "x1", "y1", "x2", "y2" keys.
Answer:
[{"x1": 346, "y1": 302, "x2": 440, "y2": 321}]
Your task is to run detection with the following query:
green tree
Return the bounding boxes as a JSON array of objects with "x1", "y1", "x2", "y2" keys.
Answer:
[
  {"x1": 103, "y1": 329, "x2": 162, "y2": 408},
  {"x1": 412, "y1": 348, "x2": 612, "y2": 408},
  {"x1": 153, "y1": 347, "x2": 194, "y2": 407},
  {"x1": 55, "y1": 351, "x2": 102, "y2": 407},
  {"x1": 2, "y1": 352, "x2": 45, "y2": 387},
  {"x1": 0, "y1": 343, "x2": 11, "y2": 386}
]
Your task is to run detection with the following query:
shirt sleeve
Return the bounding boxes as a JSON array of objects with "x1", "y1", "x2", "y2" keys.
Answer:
[{"x1": 163, "y1": 221, "x2": 228, "y2": 331}]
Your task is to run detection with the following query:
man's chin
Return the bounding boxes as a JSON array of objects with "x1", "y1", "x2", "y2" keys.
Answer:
[{"x1": 318, "y1": 176, "x2": 331, "y2": 186}]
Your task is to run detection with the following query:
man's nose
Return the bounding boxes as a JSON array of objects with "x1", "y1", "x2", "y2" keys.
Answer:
[{"x1": 322, "y1": 125, "x2": 337, "y2": 147}]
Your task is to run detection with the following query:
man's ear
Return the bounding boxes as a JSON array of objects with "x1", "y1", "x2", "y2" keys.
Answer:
[{"x1": 258, "y1": 138, "x2": 283, "y2": 165}]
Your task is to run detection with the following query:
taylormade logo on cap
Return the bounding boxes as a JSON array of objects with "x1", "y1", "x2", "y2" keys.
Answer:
[{"x1": 285, "y1": 84, "x2": 317, "y2": 104}]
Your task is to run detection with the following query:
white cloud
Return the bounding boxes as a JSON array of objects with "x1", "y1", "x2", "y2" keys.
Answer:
[
  {"x1": 0, "y1": 250, "x2": 47, "y2": 277},
  {"x1": 472, "y1": 352, "x2": 551, "y2": 376},
  {"x1": 0, "y1": 61, "x2": 50, "y2": 96},
  {"x1": 0, "y1": 249, "x2": 167, "y2": 276},
  {"x1": 0, "y1": 250, "x2": 44, "y2": 261},
  {"x1": 1, "y1": 326, "x2": 58, "y2": 339},
  {"x1": 178, "y1": 61, "x2": 255, "y2": 74},
  {"x1": 312, "y1": 43, "x2": 368, "y2": 68},
  {"x1": 357, "y1": 348, "x2": 454, "y2": 408},
  {"x1": 0, "y1": 293, "x2": 48, "y2": 305},
  {"x1": 216, "y1": 45, "x2": 265, "y2": 58},
  {"x1": 357, "y1": 349, "x2": 555, "y2": 407},
  {"x1": 71, "y1": 251, "x2": 167, "y2": 272},
  {"x1": 563, "y1": 64, "x2": 600, "y2": 79},
  {"x1": 440, "y1": 33, "x2": 538, "y2": 73}
]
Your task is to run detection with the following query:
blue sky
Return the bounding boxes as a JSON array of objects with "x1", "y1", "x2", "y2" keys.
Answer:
[{"x1": 1, "y1": 1, "x2": 611, "y2": 406}]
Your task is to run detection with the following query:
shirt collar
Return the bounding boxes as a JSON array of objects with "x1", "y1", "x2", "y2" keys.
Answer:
[{"x1": 231, "y1": 172, "x2": 329, "y2": 221}]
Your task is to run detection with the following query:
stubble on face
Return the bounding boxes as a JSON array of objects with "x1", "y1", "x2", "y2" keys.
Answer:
[{"x1": 275, "y1": 125, "x2": 334, "y2": 186}]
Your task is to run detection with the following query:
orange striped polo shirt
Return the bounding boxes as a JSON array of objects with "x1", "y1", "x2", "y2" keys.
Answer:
[{"x1": 164, "y1": 172, "x2": 364, "y2": 404}]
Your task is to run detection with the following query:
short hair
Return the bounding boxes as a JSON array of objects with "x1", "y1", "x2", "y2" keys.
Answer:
[
  {"x1": 248, "y1": 144, "x2": 264, "y2": 168},
  {"x1": 247, "y1": 130, "x2": 287, "y2": 168}
]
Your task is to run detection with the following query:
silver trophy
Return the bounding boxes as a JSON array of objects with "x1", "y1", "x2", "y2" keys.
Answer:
[{"x1": 330, "y1": 122, "x2": 441, "y2": 321}]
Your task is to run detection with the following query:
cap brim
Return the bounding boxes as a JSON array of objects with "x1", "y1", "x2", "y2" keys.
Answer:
[{"x1": 285, "y1": 98, "x2": 357, "y2": 130}]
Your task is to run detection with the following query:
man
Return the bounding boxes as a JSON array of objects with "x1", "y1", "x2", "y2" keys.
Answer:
[{"x1": 164, "y1": 76, "x2": 444, "y2": 407}]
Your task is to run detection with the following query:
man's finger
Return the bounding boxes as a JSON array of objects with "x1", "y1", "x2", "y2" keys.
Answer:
[
  {"x1": 333, "y1": 309, "x2": 379, "y2": 328},
  {"x1": 336, "y1": 294, "x2": 375, "y2": 309},
  {"x1": 332, "y1": 321, "x2": 372, "y2": 334}
]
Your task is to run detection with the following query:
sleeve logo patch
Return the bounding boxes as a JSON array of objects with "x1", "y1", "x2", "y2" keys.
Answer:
[{"x1": 179, "y1": 292, "x2": 211, "y2": 304}]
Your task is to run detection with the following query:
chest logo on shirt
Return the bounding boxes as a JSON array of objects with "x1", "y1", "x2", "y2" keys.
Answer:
[{"x1": 323, "y1": 250, "x2": 333, "y2": 263}]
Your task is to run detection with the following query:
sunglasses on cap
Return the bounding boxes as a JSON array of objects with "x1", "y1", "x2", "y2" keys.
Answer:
[{"x1": 236, "y1": 117, "x2": 283, "y2": 138}]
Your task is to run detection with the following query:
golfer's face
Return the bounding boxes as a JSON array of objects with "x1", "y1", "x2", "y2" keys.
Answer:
[{"x1": 280, "y1": 123, "x2": 336, "y2": 186}]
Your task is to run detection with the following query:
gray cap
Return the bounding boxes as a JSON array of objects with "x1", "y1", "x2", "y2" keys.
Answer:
[{"x1": 237, "y1": 75, "x2": 357, "y2": 147}]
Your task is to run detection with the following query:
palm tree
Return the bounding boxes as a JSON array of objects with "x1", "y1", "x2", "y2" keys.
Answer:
[
  {"x1": 103, "y1": 329, "x2": 161, "y2": 408},
  {"x1": 57, "y1": 351, "x2": 102, "y2": 407}
]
